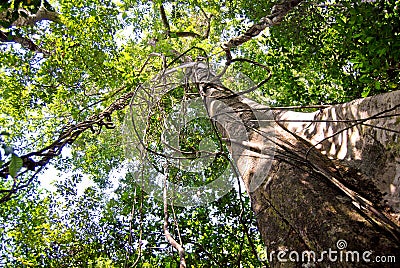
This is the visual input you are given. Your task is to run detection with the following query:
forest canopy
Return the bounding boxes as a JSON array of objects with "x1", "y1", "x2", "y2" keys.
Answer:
[{"x1": 0, "y1": 0, "x2": 399, "y2": 267}]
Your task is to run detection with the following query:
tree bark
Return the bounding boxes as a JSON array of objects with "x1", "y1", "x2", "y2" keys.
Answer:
[
  {"x1": 204, "y1": 86, "x2": 400, "y2": 267},
  {"x1": 0, "y1": 7, "x2": 60, "y2": 27}
]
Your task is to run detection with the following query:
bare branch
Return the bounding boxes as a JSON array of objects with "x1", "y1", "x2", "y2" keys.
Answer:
[
  {"x1": 159, "y1": 3, "x2": 210, "y2": 40},
  {"x1": 163, "y1": 166, "x2": 186, "y2": 268},
  {"x1": 159, "y1": 4, "x2": 171, "y2": 35},
  {"x1": 0, "y1": 29, "x2": 48, "y2": 54},
  {"x1": 172, "y1": 31, "x2": 201, "y2": 38},
  {"x1": 223, "y1": 0, "x2": 303, "y2": 51},
  {"x1": 0, "y1": 5, "x2": 59, "y2": 54},
  {"x1": 198, "y1": 6, "x2": 212, "y2": 39},
  {"x1": 0, "y1": 7, "x2": 60, "y2": 27}
]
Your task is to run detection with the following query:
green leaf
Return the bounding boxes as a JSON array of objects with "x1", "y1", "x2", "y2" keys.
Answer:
[
  {"x1": 9, "y1": 154, "x2": 23, "y2": 178},
  {"x1": 365, "y1": 36, "x2": 374, "y2": 43},
  {"x1": 388, "y1": 82, "x2": 398, "y2": 89},
  {"x1": 375, "y1": 81, "x2": 381, "y2": 90},
  {"x1": 361, "y1": 87, "x2": 371, "y2": 98}
]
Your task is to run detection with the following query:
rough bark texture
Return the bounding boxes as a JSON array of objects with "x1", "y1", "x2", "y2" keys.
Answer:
[{"x1": 205, "y1": 88, "x2": 400, "y2": 267}]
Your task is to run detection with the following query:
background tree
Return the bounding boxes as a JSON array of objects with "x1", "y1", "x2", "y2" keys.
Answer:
[{"x1": 0, "y1": 0, "x2": 399, "y2": 267}]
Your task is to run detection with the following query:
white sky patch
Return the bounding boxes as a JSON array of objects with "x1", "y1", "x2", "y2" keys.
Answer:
[
  {"x1": 114, "y1": 25, "x2": 136, "y2": 47},
  {"x1": 37, "y1": 146, "x2": 95, "y2": 196},
  {"x1": 104, "y1": 164, "x2": 128, "y2": 198},
  {"x1": 39, "y1": 166, "x2": 95, "y2": 196}
]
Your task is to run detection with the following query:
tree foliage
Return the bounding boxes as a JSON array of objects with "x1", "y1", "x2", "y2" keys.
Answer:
[{"x1": 0, "y1": 0, "x2": 399, "y2": 267}]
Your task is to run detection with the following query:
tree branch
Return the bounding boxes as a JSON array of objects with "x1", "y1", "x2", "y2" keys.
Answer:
[
  {"x1": 0, "y1": 52, "x2": 165, "y2": 203},
  {"x1": 223, "y1": 0, "x2": 303, "y2": 51},
  {"x1": 199, "y1": 6, "x2": 212, "y2": 39},
  {"x1": 0, "y1": 89, "x2": 134, "y2": 203},
  {"x1": 159, "y1": 4, "x2": 171, "y2": 35},
  {"x1": 172, "y1": 31, "x2": 201, "y2": 38},
  {"x1": 0, "y1": 6, "x2": 60, "y2": 54},
  {"x1": 163, "y1": 167, "x2": 186, "y2": 268},
  {"x1": 159, "y1": 3, "x2": 210, "y2": 40},
  {"x1": 0, "y1": 29, "x2": 48, "y2": 54},
  {"x1": 0, "y1": 7, "x2": 60, "y2": 27}
]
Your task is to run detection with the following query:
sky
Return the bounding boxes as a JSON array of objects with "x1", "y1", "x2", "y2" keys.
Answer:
[{"x1": 37, "y1": 147, "x2": 95, "y2": 196}]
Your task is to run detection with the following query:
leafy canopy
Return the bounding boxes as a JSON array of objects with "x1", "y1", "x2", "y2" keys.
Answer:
[{"x1": 0, "y1": 0, "x2": 399, "y2": 267}]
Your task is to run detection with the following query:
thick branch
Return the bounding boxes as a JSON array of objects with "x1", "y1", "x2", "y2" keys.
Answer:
[
  {"x1": 0, "y1": 89, "x2": 133, "y2": 203},
  {"x1": 0, "y1": 6, "x2": 59, "y2": 53},
  {"x1": 0, "y1": 29, "x2": 48, "y2": 54},
  {"x1": 0, "y1": 7, "x2": 60, "y2": 27},
  {"x1": 223, "y1": 0, "x2": 303, "y2": 50}
]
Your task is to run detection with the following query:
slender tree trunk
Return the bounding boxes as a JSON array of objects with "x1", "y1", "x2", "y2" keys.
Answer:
[{"x1": 204, "y1": 86, "x2": 400, "y2": 267}]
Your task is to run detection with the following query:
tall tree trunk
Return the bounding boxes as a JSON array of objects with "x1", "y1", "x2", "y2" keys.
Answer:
[{"x1": 204, "y1": 85, "x2": 400, "y2": 267}]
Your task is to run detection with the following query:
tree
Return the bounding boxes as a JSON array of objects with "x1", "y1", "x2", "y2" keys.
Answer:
[{"x1": 0, "y1": 0, "x2": 399, "y2": 267}]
